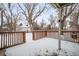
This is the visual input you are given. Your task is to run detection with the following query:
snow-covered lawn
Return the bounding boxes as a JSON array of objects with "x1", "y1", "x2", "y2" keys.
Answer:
[{"x1": 5, "y1": 33, "x2": 79, "y2": 56}]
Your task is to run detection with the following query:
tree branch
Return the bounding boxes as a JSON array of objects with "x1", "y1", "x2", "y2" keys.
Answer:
[
  {"x1": 62, "y1": 4, "x2": 77, "y2": 22},
  {"x1": 18, "y1": 3, "x2": 28, "y2": 20},
  {"x1": 33, "y1": 5, "x2": 46, "y2": 21},
  {"x1": 65, "y1": 4, "x2": 77, "y2": 18}
]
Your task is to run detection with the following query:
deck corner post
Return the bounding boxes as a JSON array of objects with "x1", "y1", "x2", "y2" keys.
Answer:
[
  {"x1": 32, "y1": 31, "x2": 35, "y2": 40},
  {"x1": 23, "y1": 32, "x2": 26, "y2": 43}
]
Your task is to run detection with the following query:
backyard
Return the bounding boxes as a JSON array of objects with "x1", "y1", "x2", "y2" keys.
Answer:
[{"x1": 0, "y1": 3, "x2": 79, "y2": 56}]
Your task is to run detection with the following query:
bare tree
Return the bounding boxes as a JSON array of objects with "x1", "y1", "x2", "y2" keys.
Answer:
[
  {"x1": 2, "y1": 3, "x2": 13, "y2": 31},
  {"x1": 63, "y1": 4, "x2": 77, "y2": 33},
  {"x1": 3, "y1": 3, "x2": 21, "y2": 31},
  {"x1": 18, "y1": 3, "x2": 46, "y2": 30}
]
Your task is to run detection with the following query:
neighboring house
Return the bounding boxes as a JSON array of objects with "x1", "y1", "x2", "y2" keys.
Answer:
[
  {"x1": 16, "y1": 20, "x2": 31, "y2": 31},
  {"x1": 16, "y1": 23, "x2": 30, "y2": 32},
  {"x1": 16, "y1": 26, "x2": 28, "y2": 31}
]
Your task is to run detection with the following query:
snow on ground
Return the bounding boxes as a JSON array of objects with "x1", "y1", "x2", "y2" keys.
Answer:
[{"x1": 5, "y1": 33, "x2": 79, "y2": 56}]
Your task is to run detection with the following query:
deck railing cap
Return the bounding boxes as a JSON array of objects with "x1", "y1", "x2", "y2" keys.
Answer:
[{"x1": 0, "y1": 31, "x2": 26, "y2": 33}]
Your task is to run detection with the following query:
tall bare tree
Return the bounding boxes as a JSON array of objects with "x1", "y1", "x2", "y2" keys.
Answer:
[
  {"x1": 3, "y1": 3, "x2": 13, "y2": 31},
  {"x1": 3, "y1": 3, "x2": 21, "y2": 31},
  {"x1": 18, "y1": 3, "x2": 46, "y2": 30}
]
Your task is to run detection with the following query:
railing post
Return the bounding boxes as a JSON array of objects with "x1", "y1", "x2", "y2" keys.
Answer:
[
  {"x1": 23, "y1": 32, "x2": 26, "y2": 43},
  {"x1": 32, "y1": 31, "x2": 35, "y2": 40},
  {"x1": 45, "y1": 31, "x2": 47, "y2": 37}
]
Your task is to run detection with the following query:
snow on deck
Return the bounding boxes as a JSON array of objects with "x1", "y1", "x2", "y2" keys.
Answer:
[{"x1": 5, "y1": 33, "x2": 79, "y2": 56}]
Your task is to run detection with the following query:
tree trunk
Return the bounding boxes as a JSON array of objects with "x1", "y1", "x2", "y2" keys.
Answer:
[
  {"x1": 29, "y1": 22, "x2": 33, "y2": 30},
  {"x1": 13, "y1": 19, "x2": 16, "y2": 31},
  {"x1": 28, "y1": 18, "x2": 33, "y2": 31},
  {"x1": 7, "y1": 18, "x2": 10, "y2": 31},
  {"x1": 0, "y1": 10, "x2": 4, "y2": 31}
]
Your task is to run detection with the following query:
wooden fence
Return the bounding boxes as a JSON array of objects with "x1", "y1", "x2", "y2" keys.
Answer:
[
  {"x1": 0, "y1": 31, "x2": 26, "y2": 50},
  {"x1": 32, "y1": 30, "x2": 79, "y2": 43}
]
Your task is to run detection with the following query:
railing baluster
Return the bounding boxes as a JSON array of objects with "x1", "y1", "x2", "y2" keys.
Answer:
[
  {"x1": 4, "y1": 33, "x2": 5, "y2": 48},
  {"x1": 17, "y1": 33, "x2": 18, "y2": 44},
  {"x1": 16, "y1": 33, "x2": 18, "y2": 44},
  {"x1": 6, "y1": 33, "x2": 7, "y2": 47},
  {"x1": 16, "y1": 33, "x2": 17, "y2": 44},
  {"x1": 11, "y1": 33, "x2": 13, "y2": 45},
  {"x1": 10, "y1": 33, "x2": 12, "y2": 45},
  {"x1": 9, "y1": 33, "x2": 10, "y2": 46},
  {"x1": 13, "y1": 33, "x2": 14, "y2": 45},
  {"x1": 15, "y1": 33, "x2": 16, "y2": 44},
  {"x1": 10, "y1": 33, "x2": 11, "y2": 46},
  {"x1": 17, "y1": 33, "x2": 21, "y2": 43},
  {"x1": 8, "y1": 33, "x2": 9, "y2": 47},
  {"x1": 1, "y1": 33, "x2": 3, "y2": 48},
  {"x1": 2, "y1": 33, "x2": 3, "y2": 48},
  {"x1": 14, "y1": 33, "x2": 16, "y2": 45},
  {"x1": 12, "y1": 33, "x2": 13, "y2": 45},
  {"x1": 19, "y1": 33, "x2": 23, "y2": 43}
]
